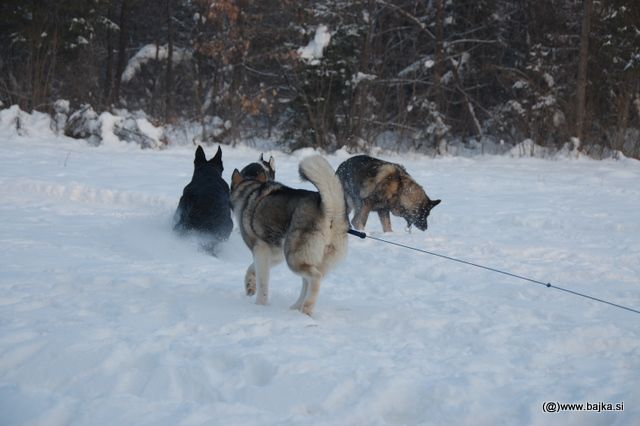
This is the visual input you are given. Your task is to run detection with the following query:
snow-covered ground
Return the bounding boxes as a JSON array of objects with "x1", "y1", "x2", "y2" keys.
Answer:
[{"x1": 1, "y1": 127, "x2": 639, "y2": 425}]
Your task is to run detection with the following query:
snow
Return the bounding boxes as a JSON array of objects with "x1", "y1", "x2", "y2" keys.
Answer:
[
  {"x1": 98, "y1": 112, "x2": 122, "y2": 146},
  {"x1": 0, "y1": 105, "x2": 56, "y2": 138},
  {"x1": 398, "y1": 57, "x2": 434, "y2": 77},
  {"x1": 53, "y1": 100, "x2": 70, "y2": 114},
  {"x1": 136, "y1": 117, "x2": 164, "y2": 145},
  {"x1": 351, "y1": 72, "x2": 376, "y2": 86},
  {"x1": 1, "y1": 127, "x2": 640, "y2": 425},
  {"x1": 297, "y1": 25, "x2": 331, "y2": 65},
  {"x1": 440, "y1": 70, "x2": 453, "y2": 84},
  {"x1": 553, "y1": 110, "x2": 566, "y2": 128}
]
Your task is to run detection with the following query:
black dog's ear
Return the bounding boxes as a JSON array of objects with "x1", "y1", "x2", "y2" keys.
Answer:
[
  {"x1": 431, "y1": 199, "x2": 441, "y2": 208},
  {"x1": 211, "y1": 146, "x2": 223, "y2": 170},
  {"x1": 194, "y1": 145, "x2": 206, "y2": 165},
  {"x1": 259, "y1": 153, "x2": 265, "y2": 162}
]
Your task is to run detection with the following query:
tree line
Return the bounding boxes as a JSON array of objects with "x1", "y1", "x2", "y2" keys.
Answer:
[{"x1": 1, "y1": 0, "x2": 639, "y2": 158}]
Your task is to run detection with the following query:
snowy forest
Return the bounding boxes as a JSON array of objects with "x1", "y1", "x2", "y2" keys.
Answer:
[{"x1": 1, "y1": 0, "x2": 639, "y2": 159}]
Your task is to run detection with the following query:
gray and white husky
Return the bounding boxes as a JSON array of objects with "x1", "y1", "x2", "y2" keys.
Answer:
[{"x1": 230, "y1": 155, "x2": 348, "y2": 315}]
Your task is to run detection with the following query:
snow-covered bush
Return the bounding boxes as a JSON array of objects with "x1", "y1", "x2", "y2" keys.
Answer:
[
  {"x1": 52, "y1": 100, "x2": 70, "y2": 134},
  {"x1": 64, "y1": 106, "x2": 166, "y2": 148},
  {"x1": 64, "y1": 105, "x2": 101, "y2": 145},
  {"x1": 0, "y1": 105, "x2": 56, "y2": 138},
  {"x1": 201, "y1": 116, "x2": 231, "y2": 144}
]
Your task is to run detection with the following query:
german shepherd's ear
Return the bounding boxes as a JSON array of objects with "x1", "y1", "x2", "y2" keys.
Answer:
[
  {"x1": 231, "y1": 168, "x2": 243, "y2": 189},
  {"x1": 259, "y1": 153, "x2": 265, "y2": 162},
  {"x1": 194, "y1": 145, "x2": 206, "y2": 165},
  {"x1": 211, "y1": 146, "x2": 223, "y2": 170},
  {"x1": 431, "y1": 199, "x2": 441, "y2": 208},
  {"x1": 268, "y1": 155, "x2": 275, "y2": 170}
]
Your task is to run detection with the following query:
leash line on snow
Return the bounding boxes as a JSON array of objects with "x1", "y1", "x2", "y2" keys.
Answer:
[{"x1": 347, "y1": 229, "x2": 640, "y2": 316}]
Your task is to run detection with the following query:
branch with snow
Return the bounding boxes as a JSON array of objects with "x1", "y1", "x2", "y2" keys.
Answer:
[
  {"x1": 121, "y1": 44, "x2": 192, "y2": 83},
  {"x1": 297, "y1": 25, "x2": 331, "y2": 66},
  {"x1": 351, "y1": 72, "x2": 376, "y2": 87}
]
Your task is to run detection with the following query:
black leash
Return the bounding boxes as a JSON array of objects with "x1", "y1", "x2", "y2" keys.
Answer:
[{"x1": 347, "y1": 229, "x2": 640, "y2": 315}]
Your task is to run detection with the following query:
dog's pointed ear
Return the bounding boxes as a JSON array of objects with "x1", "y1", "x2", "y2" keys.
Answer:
[
  {"x1": 431, "y1": 199, "x2": 441, "y2": 208},
  {"x1": 211, "y1": 146, "x2": 223, "y2": 168},
  {"x1": 259, "y1": 153, "x2": 265, "y2": 162},
  {"x1": 231, "y1": 169, "x2": 243, "y2": 189},
  {"x1": 194, "y1": 145, "x2": 206, "y2": 165},
  {"x1": 268, "y1": 155, "x2": 275, "y2": 170}
]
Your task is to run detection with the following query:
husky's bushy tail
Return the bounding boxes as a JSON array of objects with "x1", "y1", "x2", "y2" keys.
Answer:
[{"x1": 299, "y1": 155, "x2": 346, "y2": 226}]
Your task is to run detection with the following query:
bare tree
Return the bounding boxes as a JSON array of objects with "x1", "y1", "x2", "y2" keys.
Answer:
[
  {"x1": 575, "y1": 0, "x2": 593, "y2": 141},
  {"x1": 113, "y1": 0, "x2": 131, "y2": 106},
  {"x1": 165, "y1": 0, "x2": 175, "y2": 122}
]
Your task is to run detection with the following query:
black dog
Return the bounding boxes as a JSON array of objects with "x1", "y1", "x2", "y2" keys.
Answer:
[{"x1": 174, "y1": 145, "x2": 233, "y2": 252}]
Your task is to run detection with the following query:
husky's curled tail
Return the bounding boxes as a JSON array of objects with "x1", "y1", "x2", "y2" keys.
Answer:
[{"x1": 299, "y1": 155, "x2": 347, "y2": 230}]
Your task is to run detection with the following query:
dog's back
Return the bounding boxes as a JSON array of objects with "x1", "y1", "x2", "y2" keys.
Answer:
[
  {"x1": 175, "y1": 174, "x2": 232, "y2": 237},
  {"x1": 336, "y1": 155, "x2": 394, "y2": 211},
  {"x1": 235, "y1": 182, "x2": 317, "y2": 246},
  {"x1": 174, "y1": 146, "x2": 233, "y2": 246},
  {"x1": 234, "y1": 156, "x2": 347, "y2": 255}
]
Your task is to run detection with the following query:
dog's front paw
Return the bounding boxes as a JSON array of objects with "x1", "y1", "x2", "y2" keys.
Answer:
[{"x1": 244, "y1": 270, "x2": 256, "y2": 296}]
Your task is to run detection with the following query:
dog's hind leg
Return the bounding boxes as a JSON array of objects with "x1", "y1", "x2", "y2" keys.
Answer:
[
  {"x1": 377, "y1": 210, "x2": 393, "y2": 232},
  {"x1": 351, "y1": 201, "x2": 372, "y2": 230},
  {"x1": 300, "y1": 272, "x2": 322, "y2": 316},
  {"x1": 290, "y1": 278, "x2": 309, "y2": 310},
  {"x1": 252, "y1": 243, "x2": 272, "y2": 305},
  {"x1": 244, "y1": 263, "x2": 256, "y2": 296}
]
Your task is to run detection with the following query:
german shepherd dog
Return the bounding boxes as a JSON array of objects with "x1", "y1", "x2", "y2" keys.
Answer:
[
  {"x1": 230, "y1": 155, "x2": 348, "y2": 315},
  {"x1": 240, "y1": 153, "x2": 276, "y2": 181},
  {"x1": 173, "y1": 146, "x2": 233, "y2": 252},
  {"x1": 336, "y1": 155, "x2": 441, "y2": 232}
]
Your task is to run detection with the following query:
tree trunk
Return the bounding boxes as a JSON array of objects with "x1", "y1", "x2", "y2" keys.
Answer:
[
  {"x1": 614, "y1": 72, "x2": 633, "y2": 151},
  {"x1": 103, "y1": 1, "x2": 115, "y2": 106},
  {"x1": 165, "y1": 0, "x2": 174, "y2": 123},
  {"x1": 434, "y1": 0, "x2": 445, "y2": 113},
  {"x1": 228, "y1": 0, "x2": 247, "y2": 144},
  {"x1": 348, "y1": 0, "x2": 375, "y2": 148},
  {"x1": 113, "y1": 0, "x2": 130, "y2": 107},
  {"x1": 575, "y1": 0, "x2": 593, "y2": 141},
  {"x1": 448, "y1": 56, "x2": 482, "y2": 138}
]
